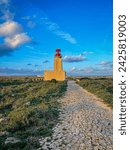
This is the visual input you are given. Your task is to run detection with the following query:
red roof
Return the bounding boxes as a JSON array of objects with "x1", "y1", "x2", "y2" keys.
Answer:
[
  {"x1": 55, "y1": 53, "x2": 61, "y2": 57},
  {"x1": 56, "y1": 49, "x2": 61, "y2": 53},
  {"x1": 55, "y1": 49, "x2": 62, "y2": 57}
]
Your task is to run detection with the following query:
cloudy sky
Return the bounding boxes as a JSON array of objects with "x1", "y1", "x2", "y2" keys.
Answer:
[{"x1": 0, "y1": 0, "x2": 113, "y2": 76}]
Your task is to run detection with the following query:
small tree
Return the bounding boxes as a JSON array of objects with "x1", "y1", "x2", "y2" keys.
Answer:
[{"x1": 51, "y1": 79, "x2": 57, "y2": 83}]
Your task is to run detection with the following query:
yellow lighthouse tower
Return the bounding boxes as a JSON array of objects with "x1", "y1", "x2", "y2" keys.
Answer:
[{"x1": 44, "y1": 49, "x2": 66, "y2": 81}]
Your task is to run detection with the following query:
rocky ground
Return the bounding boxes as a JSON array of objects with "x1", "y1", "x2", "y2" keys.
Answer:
[{"x1": 38, "y1": 81, "x2": 113, "y2": 150}]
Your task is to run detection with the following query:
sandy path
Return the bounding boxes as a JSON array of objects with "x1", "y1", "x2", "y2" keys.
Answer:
[{"x1": 38, "y1": 81, "x2": 113, "y2": 150}]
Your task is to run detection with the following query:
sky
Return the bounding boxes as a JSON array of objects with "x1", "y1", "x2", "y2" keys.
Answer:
[{"x1": 0, "y1": 0, "x2": 113, "y2": 76}]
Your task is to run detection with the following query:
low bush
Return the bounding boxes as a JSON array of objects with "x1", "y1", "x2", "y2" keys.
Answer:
[
  {"x1": 0, "y1": 77, "x2": 67, "y2": 149},
  {"x1": 78, "y1": 77, "x2": 113, "y2": 107}
]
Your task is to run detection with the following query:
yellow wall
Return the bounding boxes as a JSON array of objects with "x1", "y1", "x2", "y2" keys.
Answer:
[
  {"x1": 44, "y1": 55, "x2": 66, "y2": 81},
  {"x1": 54, "y1": 57, "x2": 63, "y2": 71},
  {"x1": 44, "y1": 70, "x2": 66, "y2": 81}
]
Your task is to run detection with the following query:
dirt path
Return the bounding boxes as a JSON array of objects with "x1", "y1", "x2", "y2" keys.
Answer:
[{"x1": 38, "y1": 81, "x2": 113, "y2": 150}]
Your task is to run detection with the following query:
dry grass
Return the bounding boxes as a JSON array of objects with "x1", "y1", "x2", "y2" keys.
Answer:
[{"x1": 77, "y1": 77, "x2": 113, "y2": 107}]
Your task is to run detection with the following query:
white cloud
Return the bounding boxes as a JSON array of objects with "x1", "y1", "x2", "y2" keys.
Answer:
[
  {"x1": 78, "y1": 68, "x2": 94, "y2": 74},
  {"x1": 0, "y1": 67, "x2": 43, "y2": 76},
  {"x1": 81, "y1": 51, "x2": 87, "y2": 55},
  {"x1": 98, "y1": 61, "x2": 112, "y2": 65},
  {"x1": 22, "y1": 15, "x2": 37, "y2": 20},
  {"x1": 22, "y1": 15, "x2": 37, "y2": 29},
  {"x1": 97, "y1": 61, "x2": 113, "y2": 68},
  {"x1": 0, "y1": 21, "x2": 32, "y2": 56},
  {"x1": 81, "y1": 51, "x2": 94, "y2": 55},
  {"x1": 47, "y1": 22, "x2": 59, "y2": 31},
  {"x1": 0, "y1": 0, "x2": 9, "y2": 5},
  {"x1": 26, "y1": 45, "x2": 35, "y2": 50},
  {"x1": 87, "y1": 51, "x2": 94, "y2": 54},
  {"x1": 70, "y1": 67, "x2": 76, "y2": 72},
  {"x1": 1, "y1": 9, "x2": 14, "y2": 20},
  {"x1": 56, "y1": 31, "x2": 77, "y2": 44},
  {"x1": 0, "y1": 21, "x2": 22, "y2": 36},
  {"x1": 67, "y1": 61, "x2": 113, "y2": 75},
  {"x1": 27, "y1": 21, "x2": 36, "y2": 29},
  {"x1": 68, "y1": 67, "x2": 112, "y2": 76},
  {"x1": 63, "y1": 54, "x2": 86, "y2": 63},
  {"x1": 0, "y1": 1, "x2": 32, "y2": 57},
  {"x1": 22, "y1": 16, "x2": 31, "y2": 20},
  {"x1": 5, "y1": 33, "x2": 31, "y2": 48},
  {"x1": 0, "y1": 0, "x2": 14, "y2": 21},
  {"x1": 23, "y1": 14, "x2": 77, "y2": 44},
  {"x1": 41, "y1": 17, "x2": 77, "y2": 44}
]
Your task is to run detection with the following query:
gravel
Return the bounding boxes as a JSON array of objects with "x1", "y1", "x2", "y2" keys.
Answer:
[{"x1": 38, "y1": 81, "x2": 113, "y2": 150}]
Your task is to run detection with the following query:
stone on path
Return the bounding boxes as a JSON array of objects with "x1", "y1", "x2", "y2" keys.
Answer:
[{"x1": 39, "y1": 81, "x2": 113, "y2": 150}]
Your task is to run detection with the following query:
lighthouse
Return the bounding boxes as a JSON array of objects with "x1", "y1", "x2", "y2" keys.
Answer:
[
  {"x1": 54, "y1": 49, "x2": 63, "y2": 71},
  {"x1": 44, "y1": 49, "x2": 66, "y2": 81}
]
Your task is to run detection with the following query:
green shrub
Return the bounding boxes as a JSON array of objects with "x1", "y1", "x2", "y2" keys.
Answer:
[
  {"x1": 0, "y1": 77, "x2": 67, "y2": 149},
  {"x1": 78, "y1": 77, "x2": 113, "y2": 107},
  {"x1": 50, "y1": 79, "x2": 57, "y2": 83}
]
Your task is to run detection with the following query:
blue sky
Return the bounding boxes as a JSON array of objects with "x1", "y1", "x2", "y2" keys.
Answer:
[{"x1": 0, "y1": 0, "x2": 113, "y2": 76}]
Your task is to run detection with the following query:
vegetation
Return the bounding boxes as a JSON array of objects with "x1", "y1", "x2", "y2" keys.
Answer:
[
  {"x1": 77, "y1": 77, "x2": 113, "y2": 107},
  {"x1": 0, "y1": 76, "x2": 67, "y2": 149}
]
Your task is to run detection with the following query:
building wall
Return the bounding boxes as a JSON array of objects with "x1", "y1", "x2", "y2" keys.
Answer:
[
  {"x1": 44, "y1": 55, "x2": 66, "y2": 81},
  {"x1": 44, "y1": 70, "x2": 66, "y2": 81},
  {"x1": 54, "y1": 57, "x2": 63, "y2": 71},
  {"x1": 54, "y1": 71, "x2": 66, "y2": 81}
]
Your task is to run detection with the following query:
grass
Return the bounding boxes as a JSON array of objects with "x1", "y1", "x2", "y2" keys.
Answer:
[
  {"x1": 77, "y1": 77, "x2": 113, "y2": 107},
  {"x1": 0, "y1": 76, "x2": 67, "y2": 149}
]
